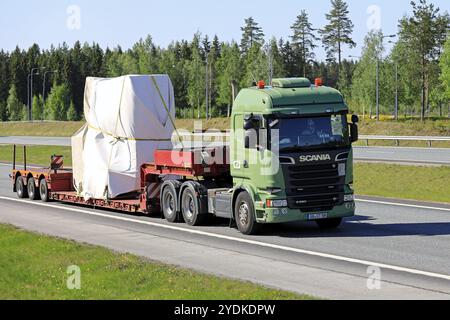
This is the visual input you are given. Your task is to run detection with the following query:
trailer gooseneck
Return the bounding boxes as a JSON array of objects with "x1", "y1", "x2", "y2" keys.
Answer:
[{"x1": 11, "y1": 77, "x2": 359, "y2": 235}]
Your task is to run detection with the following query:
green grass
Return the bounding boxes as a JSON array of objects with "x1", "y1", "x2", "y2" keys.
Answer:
[
  {"x1": 0, "y1": 145, "x2": 72, "y2": 167},
  {"x1": 0, "y1": 121, "x2": 85, "y2": 137},
  {"x1": 354, "y1": 163, "x2": 450, "y2": 203},
  {"x1": 0, "y1": 224, "x2": 312, "y2": 300},
  {"x1": 355, "y1": 117, "x2": 450, "y2": 148}
]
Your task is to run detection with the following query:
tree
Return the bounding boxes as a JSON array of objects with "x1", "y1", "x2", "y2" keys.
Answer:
[
  {"x1": 241, "y1": 44, "x2": 268, "y2": 89},
  {"x1": 187, "y1": 33, "x2": 205, "y2": 118},
  {"x1": 32, "y1": 95, "x2": 44, "y2": 121},
  {"x1": 45, "y1": 84, "x2": 71, "y2": 120},
  {"x1": 7, "y1": 85, "x2": 25, "y2": 121},
  {"x1": 240, "y1": 17, "x2": 265, "y2": 53},
  {"x1": 351, "y1": 31, "x2": 385, "y2": 117},
  {"x1": 320, "y1": 0, "x2": 356, "y2": 75},
  {"x1": 291, "y1": 10, "x2": 319, "y2": 77},
  {"x1": 67, "y1": 101, "x2": 78, "y2": 121},
  {"x1": 0, "y1": 101, "x2": 8, "y2": 121},
  {"x1": 0, "y1": 50, "x2": 10, "y2": 109},
  {"x1": 398, "y1": 0, "x2": 450, "y2": 120},
  {"x1": 217, "y1": 42, "x2": 242, "y2": 117},
  {"x1": 439, "y1": 34, "x2": 450, "y2": 104}
]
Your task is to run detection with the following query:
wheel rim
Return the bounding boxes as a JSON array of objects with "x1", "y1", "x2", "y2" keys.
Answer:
[
  {"x1": 238, "y1": 201, "x2": 250, "y2": 227},
  {"x1": 163, "y1": 192, "x2": 175, "y2": 217},
  {"x1": 40, "y1": 181, "x2": 47, "y2": 199},
  {"x1": 183, "y1": 193, "x2": 195, "y2": 221},
  {"x1": 16, "y1": 179, "x2": 23, "y2": 196},
  {"x1": 28, "y1": 181, "x2": 34, "y2": 197}
]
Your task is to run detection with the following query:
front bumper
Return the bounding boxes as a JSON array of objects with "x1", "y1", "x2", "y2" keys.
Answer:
[{"x1": 256, "y1": 201, "x2": 356, "y2": 224}]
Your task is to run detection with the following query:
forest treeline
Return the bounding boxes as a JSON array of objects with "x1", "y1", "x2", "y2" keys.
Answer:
[{"x1": 0, "y1": 0, "x2": 449, "y2": 122}]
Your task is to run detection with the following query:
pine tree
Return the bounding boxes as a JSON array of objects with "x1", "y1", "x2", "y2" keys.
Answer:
[
  {"x1": 240, "y1": 17, "x2": 265, "y2": 53},
  {"x1": 320, "y1": 0, "x2": 356, "y2": 73},
  {"x1": 290, "y1": 10, "x2": 319, "y2": 77},
  {"x1": 67, "y1": 101, "x2": 78, "y2": 121},
  {"x1": 187, "y1": 33, "x2": 205, "y2": 118},
  {"x1": 0, "y1": 50, "x2": 10, "y2": 108},
  {"x1": 217, "y1": 42, "x2": 242, "y2": 117},
  {"x1": 0, "y1": 101, "x2": 8, "y2": 121}
]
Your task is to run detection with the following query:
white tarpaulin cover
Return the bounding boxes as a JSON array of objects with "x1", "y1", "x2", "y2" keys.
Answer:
[{"x1": 72, "y1": 75, "x2": 175, "y2": 200}]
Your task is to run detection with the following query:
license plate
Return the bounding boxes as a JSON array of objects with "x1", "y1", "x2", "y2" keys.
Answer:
[{"x1": 308, "y1": 213, "x2": 328, "y2": 220}]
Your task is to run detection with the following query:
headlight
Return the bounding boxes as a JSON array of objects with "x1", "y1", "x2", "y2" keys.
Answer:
[
  {"x1": 266, "y1": 199, "x2": 288, "y2": 208},
  {"x1": 344, "y1": 194, "x2": 354, "y2": 202}
]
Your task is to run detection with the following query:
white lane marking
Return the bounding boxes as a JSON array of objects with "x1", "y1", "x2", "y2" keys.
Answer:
[
  {"x1": 1, "y1": 196, "x2": 450, "y2": 282},
  {"x1": 356, "y1": 198, "x2": 450, "y2": 212}
]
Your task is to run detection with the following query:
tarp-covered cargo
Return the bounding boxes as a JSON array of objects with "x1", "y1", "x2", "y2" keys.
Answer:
[{"x1": 72, "y1": 75, "x2": 175, "y2": 200}]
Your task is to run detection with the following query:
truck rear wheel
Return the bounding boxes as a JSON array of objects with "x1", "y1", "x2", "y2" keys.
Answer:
[
  {"x1": 181, "y1": 185, "x2": 206, "y2": 226},
  {"x1": 39, "y1": 179, "x2": 50, "y2": 202},
  {"x1": 16, "y1": 176, "x2": 28, "y2": 199},
  {"x1": 234, "y1": 192, "x2": 260, "y2": 235},
  {"x1": 316, "y1": 218, "x2": 342, "y2": 230},
  {"x1": 161, "y1": 186, "x2": 178, "y2": 223},
  {"x1": 27, "y1": 177, "x2": 40, "y2": 200}
]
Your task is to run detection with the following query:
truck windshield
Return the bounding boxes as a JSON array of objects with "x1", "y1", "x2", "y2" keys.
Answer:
[{"x1": 272, "y1": 114, "x2": 350, "y2": 151}]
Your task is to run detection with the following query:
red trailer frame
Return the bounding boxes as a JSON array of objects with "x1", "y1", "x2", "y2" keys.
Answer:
[{"x1": 11, "y1": 145, "x2": 230, "y2": 216}]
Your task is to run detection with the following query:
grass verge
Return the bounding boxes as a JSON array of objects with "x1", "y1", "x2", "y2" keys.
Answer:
[
  {"x1": 0, "y1": 145, "x2": 72, "y2": 167},
  {"x1": 354, "y1": 163, "x2": 450, "y2": 203},
  {"x1": 0, "y1": 224, "x2": 312, "y2": 300}
]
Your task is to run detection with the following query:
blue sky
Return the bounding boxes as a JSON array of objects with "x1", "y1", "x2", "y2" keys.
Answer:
[{"x1": 0, "y1": 0, "x2": 448, "y2": 60}]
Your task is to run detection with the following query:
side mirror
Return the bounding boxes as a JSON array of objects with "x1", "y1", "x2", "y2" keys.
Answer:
[
  {"x1": 351, "y1": 115, "x2": 359, "y2": 124},
  {"x1": 350, "y1": 123, "x2": 359, "y2": 143},
  {"x1": 244, "y1": 119, "x2": 255, "y2": 130}
]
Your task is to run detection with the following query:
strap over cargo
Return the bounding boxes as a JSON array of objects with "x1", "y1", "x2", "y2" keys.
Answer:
[{"x1": 72, "y1": 75, "x2": 176, "y2": 200}]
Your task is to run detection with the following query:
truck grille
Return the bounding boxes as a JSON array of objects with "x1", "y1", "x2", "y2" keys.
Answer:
[{"x1": 284, "y1": 163, "x2": 345, "y2": 212}]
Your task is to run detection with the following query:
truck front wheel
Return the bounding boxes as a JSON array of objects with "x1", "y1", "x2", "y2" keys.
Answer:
[
  {"x1": 234, "y1": 192, "x2": 260, "y2": 235},
  {"x1": 316, "y1": 218, "x2": 343, "y2": 230}
]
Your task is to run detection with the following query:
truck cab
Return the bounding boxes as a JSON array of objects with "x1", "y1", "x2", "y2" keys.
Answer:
[{"x1": 229, "y1": 78, "x2": 358, "y2": 234}]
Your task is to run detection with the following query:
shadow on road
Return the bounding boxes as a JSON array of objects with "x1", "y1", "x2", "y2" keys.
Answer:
[{"x1": 250, "y1": 215, "x2": 450, "y2": 238}]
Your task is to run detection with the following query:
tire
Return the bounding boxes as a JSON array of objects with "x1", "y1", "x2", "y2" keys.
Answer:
[
  {"x1": 39, "y1": 179, "x2": 50, "y2": 202},
  {"x1": 181, "y1": 185, "x2": 206, "y2": 226},
  {"x1": 234, "y1": 192, "x2": 260, "y2": 235},
  {"x1": 16, "y1": 176, "x2": 28, "y2": 199},
  {"x1": 316, "y1": 218, "x2": 343, "y2": 230},
  {"x1": 161, "y1": 185, "x2": 178, "y2": 222},
  {"x1": 27, "y1": 177, "x2": 40, "y2": 200}
]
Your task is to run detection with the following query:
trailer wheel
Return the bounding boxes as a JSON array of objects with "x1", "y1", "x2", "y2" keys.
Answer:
[
  {"x1": 316, "y1": 218, "x2": 342, "y2": 230},
  {"x1": 234, "y1": 192, "x2": 260, "y2": 235},
  {"x1": 161, "y1": 186, "x2": 178, "y2": 222},
  {"x1": 39, "y1": 179, "x2": 50, "y2": 202},
  {"x1": 181, "y1": 186, "x2": 206, "y2": 226},
  {"x1": 16, "y1": 176, "x2": 28, "y2": 199},
  {"x1": 27, "y1": 177, "x2": 40, "y2": 200}
]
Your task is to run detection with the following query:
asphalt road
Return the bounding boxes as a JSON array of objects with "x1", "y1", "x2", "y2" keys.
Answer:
[
  {"x1": 1, "y1": 135, "x2": 450, "y2": 165},
  {"x1": 0, "y1": 163, "x2": 449, "y2": 299}
]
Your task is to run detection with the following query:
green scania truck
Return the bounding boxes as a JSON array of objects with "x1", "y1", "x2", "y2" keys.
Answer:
[{"x1": 12, "y1": 77, "x2": 358, "y2": 235}]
